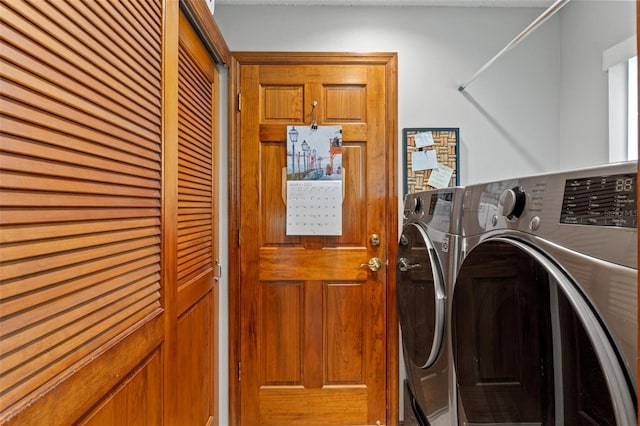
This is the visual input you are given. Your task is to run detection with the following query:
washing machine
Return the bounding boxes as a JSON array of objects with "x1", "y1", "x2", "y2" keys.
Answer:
[
  {"x1": 452, "y1": 161, "x2": 637, "y2": 425},
  {"x1": 397, "y1": 187, "x2": 465, "y2": 426}
]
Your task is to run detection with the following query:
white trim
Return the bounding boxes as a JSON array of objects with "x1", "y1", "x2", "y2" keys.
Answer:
[{"x1": 603, "y1": 35, "x2": 637, "y2": 71}]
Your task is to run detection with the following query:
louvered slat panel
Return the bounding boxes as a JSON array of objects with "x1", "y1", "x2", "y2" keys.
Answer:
[
  {"x1": 1, "y1": 293, "x2": 160, "y2": 409},
  {"x1": 0, "y1": 2, "x2": 160, "y2": 115},
  {"x1": 1, "y1": 119, "x2": 161, "y2": 172},
  {"x1": 0, "y1": 172, "x2": 158, "y2": 198},
  {"x1": 0, "y1": 135, "x2": 158, "y2": 180},
  {"x1": 179, "y1": 123, "x2": 213, "y2": 155},
  {"x1": 2, "y1": 247, "x2": 160, "y2": 300},
  {"x1": 179, "y1": 103, "x2": 212, "y2": 139},
  {"x1": 1, "y1": 154, "x2": 159, "y2": 191},
  {"x1": 177, "y1": 40, "x2": 214, "y2": 287},
  {"x1": 0, "y1": 218, "x2": 159, "y2": 244},
  {"x1": 180, "y1": 187, "x2": 212, "y2": 199},
  {"x1": 127, "y1": 1, "x2": 162, "y2": 40},
  {"x1": 178, "y1": 229, "x2": 212, "y2": 247},
  {"x1": 1, "y1": 237, "x2": 161, "y2": 291},
  {"x1": 0, "y1": 208, "x2": 160, "y2": 226},
  {"x1": 0, "y1": 40, "x2": 159, "y2": 131},
  {"x1": 2, "y1": 262, "x2": 160, "y2": 318},
  {"x1": 0, "y1": 191, "x2": 159, "y2": 208},
  {"x1": 0, "y1": 0, "x2": 162, "y2": 417},
  {"x1": 177, "y1": 213, "x2": 212, "y2": 224},
  {"x1": 79, "y1": 1, "x2": 161, "y2": 75},
  {"x1": 0, "y1": 228, "x2": 159, "y2": 263},
  {"x1": 178, "y1": 87, "x2": 213, "y2": 150},
  {"x1": 35, "y1": 0, "x2": 161, "y2": 104},
  {"x1": 179, "y1": 150, "x2": 212, "y2": 175},
  {"x1": 2, "y1": 66, "x2": 159, "y2": 152},
  {"x1": 178, "y1": 128, "x2": 212, "y2": 158},
  {"x1": 2, "y1": 275, "x2": 160, "y2": 356},
  {"x1": 179, "y1": 168, "x2": 212, "y2": 184}
]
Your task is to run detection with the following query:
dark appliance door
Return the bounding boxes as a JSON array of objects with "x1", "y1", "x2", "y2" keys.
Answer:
[
  {"x1": 397, "y1": 222, "x2": 447, "y2": 422},
  {"x1": 452, "y1": 238, "x2": 636, "y2": 425}
]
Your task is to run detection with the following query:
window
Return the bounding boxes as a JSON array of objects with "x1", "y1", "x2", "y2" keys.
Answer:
[
  {"x1": 605, "y1": 36, "x2": 638, "y2": 162},
  {"x1": 627, "y1": 56, "x2": 637, "y2": 160}
]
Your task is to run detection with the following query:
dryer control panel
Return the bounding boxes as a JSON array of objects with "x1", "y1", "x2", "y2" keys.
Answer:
[
  {"x1": 461, "y1": 161, "x2": 638, "y2": 268},
  {"x1": 559, "y1": 172, "x2": 637, "y2": 228}
]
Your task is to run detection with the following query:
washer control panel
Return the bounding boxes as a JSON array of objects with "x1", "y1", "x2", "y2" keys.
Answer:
[{"x1": 402, "y1": 188, "x2": 466, "y2": 234}]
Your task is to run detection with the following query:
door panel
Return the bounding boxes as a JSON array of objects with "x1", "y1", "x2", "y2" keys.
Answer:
[
  {"x1": 326, "y1": 282, "x2": 365, "y2": 383},
  {"x1": 80, "y1": 349, "x2": 163, "y2": 426},
  {"x1": 1, "y1": 1, "x2": 225, "y2": 424},
  {"x1": 172, "y1": 10, "x2": 219, "y2": 426},
  {"x1": 236, "y1": 56, "x2": 396, "y2": 425},
  {"x1": 0, "y1": 0, "x2": 163, "y2": 423},
  {"x1": 175, "y1": 292, "x2": 216, "y2": 426}
]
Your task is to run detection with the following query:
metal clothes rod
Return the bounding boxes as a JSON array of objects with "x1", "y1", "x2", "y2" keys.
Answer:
[{"x1": 458, "y1": 0, "x2": 570, "y2": 92}]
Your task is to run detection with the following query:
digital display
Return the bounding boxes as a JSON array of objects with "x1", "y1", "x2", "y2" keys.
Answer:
[{"x1": 560, "y1": 173, "x2": 637, "y2": 228}]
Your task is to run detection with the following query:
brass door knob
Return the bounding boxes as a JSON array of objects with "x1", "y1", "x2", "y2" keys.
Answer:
[{"x1": 360, "y1": 257, "x2": 382, "y2": 272}]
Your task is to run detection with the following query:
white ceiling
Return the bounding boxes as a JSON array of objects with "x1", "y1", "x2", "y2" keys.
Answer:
[{"x1": 215, "y1": 0, "x2": 555, "y2": 7}]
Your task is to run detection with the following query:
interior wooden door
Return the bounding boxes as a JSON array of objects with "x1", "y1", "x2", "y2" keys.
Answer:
[
  {"x1": 234, "y1": 53, "x2": 398, "y2": 426},
  {"x1": 1, "y1": 1, "x2": 227, "y2": 424},
  {"x1": 0, "y1": 1, "x2": 164, "y2": 424},
  {"x1": 166, "y1": 9, "x2": 220, "y2": 426}
]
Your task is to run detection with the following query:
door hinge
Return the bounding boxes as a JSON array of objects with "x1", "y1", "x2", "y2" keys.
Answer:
[
  {"x1": 237, "y1": 93, "x2": 241, "y2": 111},
  {"x1": 238, "y1": 362, "x2": 241, "y2": 381}
]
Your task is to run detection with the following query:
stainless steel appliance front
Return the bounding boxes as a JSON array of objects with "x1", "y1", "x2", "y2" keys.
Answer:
[
  {"x1": 453, "y1": 162, "x2": 637, "y2": 425},
  {"x1": 397, "y1": 188, "x2": 465, "y2": 425}
]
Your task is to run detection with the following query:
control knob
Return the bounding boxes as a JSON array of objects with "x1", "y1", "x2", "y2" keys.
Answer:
[
  {"x1": 499, "y1": 187, "x2": 526, "y2": 220},
  {"x1": 405, "y1": 196, "x2": 423, "y2": 216},
  {"x1": 412, "y1": 196, "x2": 422, "y2": 214}
]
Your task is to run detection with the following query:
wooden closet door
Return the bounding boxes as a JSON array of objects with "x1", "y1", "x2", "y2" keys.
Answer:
[
  {"x1": 164, "y1": 9, "x2": 220, "y2": 426},
  {"x1": 0, "y1": 0, "x2": 163, "y2": 424},
  {"x1": 1, "y1": 1, "x2": 225, "y2": 424}
]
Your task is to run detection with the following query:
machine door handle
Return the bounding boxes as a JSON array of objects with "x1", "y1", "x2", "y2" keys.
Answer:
[
  {"x1": 360, "y1": 257, "x2": 382, "y2": 272},
  {"x1": 397, "y1": 257, "x2": 420, "y2": 272}
]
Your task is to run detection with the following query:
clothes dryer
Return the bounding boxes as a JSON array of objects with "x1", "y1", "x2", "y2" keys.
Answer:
[
  {"x1": 452, "y1": 161, "x2": 637, "y2": 425},
  {"x1": 397, "y1": 188, "x2": 465, "y2": 426}
]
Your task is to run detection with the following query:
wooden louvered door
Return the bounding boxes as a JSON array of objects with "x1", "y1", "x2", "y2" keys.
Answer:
[
  {"x1": 1, "y1": 1, "x2": 221, "y2": 425},
  {"x1": 0, "y1": 0, "x2": 164, "y2": 424},
  {"x1": 165, "y1": 9, "x2": 220, "y2": 426},
  {"x1": 234, "y1": 54, "x2": 398, "y2": 426}
]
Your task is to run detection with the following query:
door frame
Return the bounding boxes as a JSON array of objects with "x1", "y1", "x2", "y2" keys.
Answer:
[{"x1": 228, "y1": 52, "x2": 399, "y2": 425}]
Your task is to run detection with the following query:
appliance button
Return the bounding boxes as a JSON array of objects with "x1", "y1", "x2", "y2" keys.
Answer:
[{"x1": 529, "y1": 216, "x2": 541, "y2": 231}]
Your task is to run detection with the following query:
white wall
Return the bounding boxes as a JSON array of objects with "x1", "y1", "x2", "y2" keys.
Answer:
[
  {"x1": 558, "y1": 0, "x2": 636, "y2": 169},
  {"x1": 214, "y1": 4, "x2": 562, "y2": 185},
  {"x1": 214, "y1": 5, "x2": 559, "y2": 423},
  {"x1": 213, "y1": 2, "x2": 636, "y2": 423}
]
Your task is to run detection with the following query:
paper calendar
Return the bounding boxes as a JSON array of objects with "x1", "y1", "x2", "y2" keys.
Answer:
[{"x1": 286, "y1": 181, "x2": 342, "y2": 235}]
